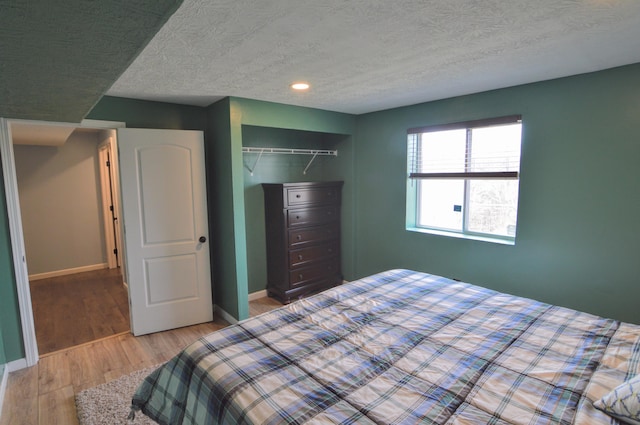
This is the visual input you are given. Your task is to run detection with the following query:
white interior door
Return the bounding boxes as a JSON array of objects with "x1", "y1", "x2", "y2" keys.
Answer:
[{"x1": 118, "y1": 128, "x2": 213, "y2": 336}]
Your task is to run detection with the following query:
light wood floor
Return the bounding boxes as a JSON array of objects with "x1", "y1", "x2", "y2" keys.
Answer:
[
  {"x1": 30, "y1": 268, "x2": 130, "y2": 355},
  {"x1": 0, "y1": 296, "x2": 282, "y2": 425}
]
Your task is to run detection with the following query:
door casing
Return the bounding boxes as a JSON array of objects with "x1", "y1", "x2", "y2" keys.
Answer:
[{"x1": 98, "y1": 135, "x2": 125, "y2": 270}]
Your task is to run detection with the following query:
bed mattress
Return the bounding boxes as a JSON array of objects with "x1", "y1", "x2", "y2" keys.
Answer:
[{"x1": 131, "y1": 269, "x2": 639, "y2": 424}]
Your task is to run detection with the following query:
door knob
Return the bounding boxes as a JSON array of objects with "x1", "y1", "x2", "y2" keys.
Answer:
[{"x1": 199, "y1": 236, "x2": 207, "y2": 243}]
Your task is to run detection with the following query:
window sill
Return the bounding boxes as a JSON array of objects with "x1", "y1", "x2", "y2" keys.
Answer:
[{"x1": 406, "y1": 226, "x2": 515, "y2": 246}]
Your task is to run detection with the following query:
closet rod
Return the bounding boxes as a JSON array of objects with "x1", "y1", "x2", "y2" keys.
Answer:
[
  {"x1": 242, "y1": 147, "x2": 337, "y2": 155},
  {"x1": 242, "y1": 147, "x2": 338, "y2": 175}
]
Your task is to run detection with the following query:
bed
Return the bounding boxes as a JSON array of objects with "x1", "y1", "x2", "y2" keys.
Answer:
[{"x1": 130, "y1": 269, "x2": 640, "y2": 424}]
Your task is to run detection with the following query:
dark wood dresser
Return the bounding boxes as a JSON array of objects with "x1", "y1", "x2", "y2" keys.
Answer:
[{"x1": 262, "y1": 181, "x2": 343, "y2": 303}]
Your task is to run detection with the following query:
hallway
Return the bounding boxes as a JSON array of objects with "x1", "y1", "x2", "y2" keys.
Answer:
[{"x1": 29, "y1": 268, "x2": 129, "y2": 355}]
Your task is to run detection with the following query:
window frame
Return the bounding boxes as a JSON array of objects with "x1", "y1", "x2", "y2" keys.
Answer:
[{"x1": 407, "y1": 115, "x2": 522, "y2": 244}]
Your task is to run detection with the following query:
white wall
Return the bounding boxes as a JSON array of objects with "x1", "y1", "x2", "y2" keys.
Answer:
[{"x1": 14, "y1": 130, "x2": 107, "y2": 275}]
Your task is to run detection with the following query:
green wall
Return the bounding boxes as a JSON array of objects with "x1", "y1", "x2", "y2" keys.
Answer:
[
  {"x1": 87, "y1": 96, "x2": 206, "y2": 130},
  {"x1": 0, "y1": 324, "x2": 5, "y2": 393},
  {"x1": 354, "y1": 63, "x2": 640, "y2": 324},
  {"x1": 0, "y1": 327, "x2": 6, "y2": 375},
  {"x1": 207, "y1": 97, "x2": 356, "y2": 319},
  {"x1": 205, "y1": 98, "x2": 247, "y2": 320},
  {"x1": 0, "y1": 156, "x2": 22, "y2": 362}
]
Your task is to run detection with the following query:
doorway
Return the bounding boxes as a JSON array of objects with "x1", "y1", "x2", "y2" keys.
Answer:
[
  {"x1": 3, "y1": 119, "x2": 128, "y2": 360},
  {"x1": 2, "y1": 119, "x2": 213, "y2": 366}
]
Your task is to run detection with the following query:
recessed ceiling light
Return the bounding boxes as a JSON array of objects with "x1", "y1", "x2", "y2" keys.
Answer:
[{"x1": 291, "y1": 82, "x2": 310, "y2": 91}]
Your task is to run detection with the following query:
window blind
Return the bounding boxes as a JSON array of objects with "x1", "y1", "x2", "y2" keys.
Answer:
[{"x1": 407, "y1": 115, "x2": 521, "y2": 179}]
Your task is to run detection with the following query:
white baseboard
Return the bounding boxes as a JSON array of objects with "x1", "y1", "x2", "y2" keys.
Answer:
[
  {"x1": 214, "y1": 305, "x2": 238, "y2": 325},
  {"x1": 28, "y1": 263, "x2": 108, "y2": 281},
  {"x1": 0, "y1": 363, "x2": 8, "y2": 420},
  {"x1": 6, "y1": 358, "x2": 27, "y2": 372},
  {"x1": 248, "y1": 289, "x2": 267, "y2": 301}
]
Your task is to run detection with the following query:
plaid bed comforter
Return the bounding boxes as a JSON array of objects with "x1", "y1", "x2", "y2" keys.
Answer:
[{"x1": 131, "y1": 269, "x2": 640, "y2": 424}]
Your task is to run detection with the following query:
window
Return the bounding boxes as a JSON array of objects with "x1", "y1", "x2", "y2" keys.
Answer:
[{"x1": 407, "y1": 115, "x2": 522, "y2": 243}]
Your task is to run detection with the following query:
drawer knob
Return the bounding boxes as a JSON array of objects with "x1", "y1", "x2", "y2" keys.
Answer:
[
  {"x1": 296, "y1": 194, "x2": 301, "y2": 198},
  {"x1": 296, "y1": 235, "x2": 302, "y2": 240},
  {"x1": 296, "y1": 215, "x2": 301, "y2": 219},
  {"x1": 298, "y1": 273, "x2": 304, "y2": 280},
  {"x1": 298, "y1": 254, "x2": 303, "y2": 260}
]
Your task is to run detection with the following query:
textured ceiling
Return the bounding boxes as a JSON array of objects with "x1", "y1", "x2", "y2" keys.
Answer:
[
  {"x1": 107, "y1": 0, "x2": 640, "y2": 114},
  {"x1": 0, "y1": 0, "x2": 182, "y2": 122}
]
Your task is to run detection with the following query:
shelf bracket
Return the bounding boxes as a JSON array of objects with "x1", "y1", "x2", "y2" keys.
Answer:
[
  {"x1": 247, "y1": 148, "x2": 265, "y2": 176},
  {"x1": 303, "y1": 151, "x2": 320, "y2": 175}
]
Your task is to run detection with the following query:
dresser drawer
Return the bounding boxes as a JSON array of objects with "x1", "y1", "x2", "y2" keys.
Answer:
[
  {"x1": 289, "y1": 260, "x2": 339, "y2": 288},
  {"x1": 287, "y1": 206, "x2": 338, "y2": 227},
  {"x1": 289, "y1": 242, "x2": 339, "y2": 268},
  {"x1": 279, "y1": 277, "x2": 343, "y2": 303},
  {"x1": 286, "y1": 186, "x2": 340, "y2": 207},
  {"x1": 288, "y1": 224, "x2": 338, "y2": 248}
]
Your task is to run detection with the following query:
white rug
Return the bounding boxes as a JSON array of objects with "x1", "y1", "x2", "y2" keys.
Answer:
[{"x1": 75, "y1": 365, "x2": 159, "y2": 425}]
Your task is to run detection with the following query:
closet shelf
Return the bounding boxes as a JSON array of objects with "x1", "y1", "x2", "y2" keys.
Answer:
[{"x1": 242, "y1": 147, "x2": 338, "y2": 175}]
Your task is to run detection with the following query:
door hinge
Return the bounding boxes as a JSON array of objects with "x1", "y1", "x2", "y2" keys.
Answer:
[
  {"x1": 106, "y1": 160, "x2": 110, "y2": 167},
  {"x1": 113, "y1": 248, "x2": 118, "y2": 255}
]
